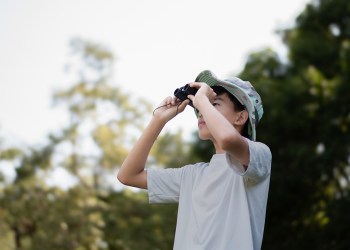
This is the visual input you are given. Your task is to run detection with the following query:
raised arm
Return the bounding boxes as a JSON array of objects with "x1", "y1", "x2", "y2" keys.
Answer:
[
  {"x1": 188, "y1": 82, "x2": 250, "y2": 168},
  {"x1": 117, "y1": 96, "x2": 189, "y2": 189}
]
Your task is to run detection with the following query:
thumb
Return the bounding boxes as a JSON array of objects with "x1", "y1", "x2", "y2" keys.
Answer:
[{"x1": 177, "y1": 99, "x2": 190, "y2": 113}]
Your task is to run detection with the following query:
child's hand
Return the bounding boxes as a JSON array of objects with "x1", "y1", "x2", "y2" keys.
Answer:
[
  {"x1": 187, "y1": 82, "x2": 217, "y2": 108},
  {"x1": 153, "y1": 96, "x2": 189, "y2": 123}
]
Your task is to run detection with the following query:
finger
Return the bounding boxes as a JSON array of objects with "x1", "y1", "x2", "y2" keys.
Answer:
[
  {"x1": 187, "y1": 94, "x2": 194, "y2": 101},
  {"x1": 162, "y1": 96, "x2": 171, "y2": 103},
  {"x1": 171, "y1": 96, "x2": 179, "y2": 105},
  {"x1": 165, "y1": 96, "x2": 173, "y2": 106},
  {"x1": 177, "y1": 99, "x2": 190, "y2": 112},
  {"x1": 189, "y1": 82, "x2": 203, "y2": 88}
]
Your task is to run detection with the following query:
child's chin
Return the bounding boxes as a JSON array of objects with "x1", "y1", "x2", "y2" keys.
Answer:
[{"x1": 198, "y1": 132, "x2": 211, "y2": 140}]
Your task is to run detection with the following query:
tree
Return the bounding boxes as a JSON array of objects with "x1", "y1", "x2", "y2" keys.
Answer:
[
  {"x1": 52, "y1": 38, "x2": 153, "y2": 190},
  {"x1": 0, "y1": 37, "x2": 189, "y2": 249},
  {"x1": 279, "y1": 0, "x2": 350, "y2": 248}
]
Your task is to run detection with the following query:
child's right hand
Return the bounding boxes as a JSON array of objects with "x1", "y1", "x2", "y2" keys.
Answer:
[{"x1": 153, "y1": 96, "x2": 189, "y2": 123}]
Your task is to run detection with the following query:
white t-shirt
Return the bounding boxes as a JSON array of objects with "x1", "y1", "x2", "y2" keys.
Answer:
[{"x1": 147, "y1": 139, "x2": 272, "y2": 250}]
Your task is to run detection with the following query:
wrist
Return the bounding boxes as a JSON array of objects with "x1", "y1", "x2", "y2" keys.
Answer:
[{"x1": 150, "y1": 115, "x2": 167, "y2": 128}]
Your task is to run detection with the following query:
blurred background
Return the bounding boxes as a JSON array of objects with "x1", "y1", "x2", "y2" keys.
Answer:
[{"x1": 1, "y1": 0, "x2": 350, "y2": 249}]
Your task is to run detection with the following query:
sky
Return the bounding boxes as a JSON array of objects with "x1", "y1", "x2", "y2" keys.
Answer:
[{"x1": 0, "y1": 0, "x2": 311, "y2": 147}]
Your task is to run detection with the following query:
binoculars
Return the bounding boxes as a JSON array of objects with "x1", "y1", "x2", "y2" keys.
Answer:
[{"x1": 174, "y1": 84, "x2": 197, "y2": 107}]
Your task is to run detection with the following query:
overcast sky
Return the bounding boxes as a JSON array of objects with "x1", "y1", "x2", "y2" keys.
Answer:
[{"x1": 0, "y1": 0, "x2": 311, "y2": 146}]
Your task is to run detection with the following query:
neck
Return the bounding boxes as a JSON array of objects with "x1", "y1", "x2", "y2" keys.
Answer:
[{"x1": 213, "y1": 141, "x2": 225, "y2": 154}]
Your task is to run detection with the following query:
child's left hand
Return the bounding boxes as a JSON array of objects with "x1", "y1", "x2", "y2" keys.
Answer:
[{"x1": 187, "y1": 82, "x2": 217, "y2": 109}]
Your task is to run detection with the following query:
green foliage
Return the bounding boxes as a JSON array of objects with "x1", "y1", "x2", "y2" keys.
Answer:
[
  {"x1": 50, "y1": 38, "x2": 153, "y2": 190},
  {"x1": 241, "y1": 0, "x2": 350, "y2": 249},
  {"x1": 0, "y1": 37, "x2": 181, "y2": 249},
  {"x1": 0, "y1": 183, "x2": 177, "y2": 249},
  {"x1": 186, "y1": 131, "x2": 215, "y2": 163},
  {"x1": 1, "y1": 185, "x2": 104, "y2": 249},
  {"x1": 151, "y1": 130, "x2": 194, "y2": 168},
  {"x1": 102, "y1": 191, "x2": 177, "y2": 250},
  {"x1": 0, "y1": 148, "x2": 22, "y2": 160}
]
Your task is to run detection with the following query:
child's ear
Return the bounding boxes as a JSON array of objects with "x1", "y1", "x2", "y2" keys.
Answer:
[{"x1": 234, "y1": 110, "x2": 249, "y2": 126}]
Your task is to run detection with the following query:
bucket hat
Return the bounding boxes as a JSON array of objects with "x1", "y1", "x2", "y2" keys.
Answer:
[{"x1": 195, "y1": 70, "x2": 263, "y2": 141}]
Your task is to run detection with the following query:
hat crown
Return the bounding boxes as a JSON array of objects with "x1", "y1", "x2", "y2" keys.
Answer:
[{"x1": 224, "y1": 77, "x2": 263, "y2": 124}]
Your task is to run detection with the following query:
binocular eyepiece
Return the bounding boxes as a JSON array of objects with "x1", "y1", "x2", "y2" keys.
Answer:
[{"x1": 174, "y1": 84, "x2": 197, "y2": 107}]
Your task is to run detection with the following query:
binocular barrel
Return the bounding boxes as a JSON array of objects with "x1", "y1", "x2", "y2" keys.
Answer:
[{"x1": 174, "y1": 84, "x2": 197, "y2": 107}]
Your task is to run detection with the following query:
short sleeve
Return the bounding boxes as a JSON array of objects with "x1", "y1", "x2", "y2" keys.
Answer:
[
  {"x1": 147, "y1": 167, "x2": 184, "y2": 203},
  {"x1": 226, "y1": 139, "x2": 272, "y2": 182}
]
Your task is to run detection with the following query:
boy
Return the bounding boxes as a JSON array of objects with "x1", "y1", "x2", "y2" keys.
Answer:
[{"x1": 117, "y1": 70, "x2": 272, "y2": 250}]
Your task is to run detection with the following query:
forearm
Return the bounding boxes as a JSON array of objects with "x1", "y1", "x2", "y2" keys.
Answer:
[
  {"x1": 198, "y1": 98, "x2": 240, "y2": 142},
  {"x1": 196, "y1": 97, "x2": 249, "y2": 166},
  {"x1": 117, "y1": 116, "x2": 165, "y2": 188},
  {"x1": 117, "y1": 95, "x2": 188, "y2": 189}
]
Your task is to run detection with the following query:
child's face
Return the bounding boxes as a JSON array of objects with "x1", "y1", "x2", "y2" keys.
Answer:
[{"x1": 197, "y1": 92, "x2": 240, "y2": 141}]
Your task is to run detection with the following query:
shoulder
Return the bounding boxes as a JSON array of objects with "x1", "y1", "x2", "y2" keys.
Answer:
[
  {"x1": 240, "y1": 139, "x2": 272, "y2": 181},
  {"x1": 247, "y1": 140, "x2": 272, "y2": 172}
]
